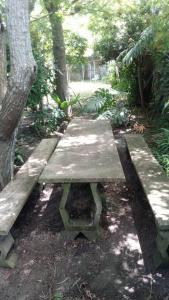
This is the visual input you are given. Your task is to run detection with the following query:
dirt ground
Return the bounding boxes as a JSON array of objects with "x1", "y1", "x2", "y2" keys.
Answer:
[{"x1": 1, "y1": 127, "x2": 169, "y2": 299}]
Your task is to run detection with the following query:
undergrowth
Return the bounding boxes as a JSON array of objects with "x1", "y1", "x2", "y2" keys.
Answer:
[
  {"x1": 152, "y1": 128, "x2": 169, "y2": 176},
  {"x1": 83, "y1": 88, "x2": 130, "y2": 127}
]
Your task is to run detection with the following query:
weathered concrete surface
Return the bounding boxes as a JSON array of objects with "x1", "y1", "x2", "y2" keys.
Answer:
[
  {"x1": 39, "y1": 119, "x2": 125, "y2": 183},
  {"x1": 125, "y1": 134, "x2": 169, "y2": 230},
  {"x1": 0, "y1": 138, "x2": 58, "y2": 236}
]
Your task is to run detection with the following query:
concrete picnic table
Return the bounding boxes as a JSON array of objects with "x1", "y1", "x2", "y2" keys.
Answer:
[{"x1": 39, "y1": 118, "x2": 125, "y2": 239}]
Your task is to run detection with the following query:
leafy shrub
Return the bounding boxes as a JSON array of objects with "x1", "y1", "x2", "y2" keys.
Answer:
[
  {"x1": 154, "y1": 151, "x2": 169, "y2": 176},
  {"x1": 14, "y1": 148, "x2": 25, "y2": 166},
  {"x1": 150, "y1": 114, "x2": 169, "y2": 129},
  {"x1": 33, "y1": 108, "x2": 65, "y2": 136},
  {"x1": 27, "y1": 52, "x2": 53, "y2": 111},
  {"x1": 83, "y1": 88, "x2": 117, "y2": 113},
  {"x1": 64, "y1": 31, "x2": 88, "y2": 66},
  {"x1": 52, "y1": 94, "x2": 81, "y2": 111},
  {"x1": 152, "y1": 128, "x2": 169, "y2": 176},
  {"x1": 83, "y1": 88, "x2": 130, "y2": 127},
  {"x1": 97, "y1": 106, "x2": 129, "y2": 127},
  {"x1": 156, "y1": 128, "x2": 169, "y2": 154},
  {"x1": 153, "y1": 55, "x2": 169, "y2": 115},
  {"x1": 113, "y1": 63, "x2": 138, "y2": 106}
]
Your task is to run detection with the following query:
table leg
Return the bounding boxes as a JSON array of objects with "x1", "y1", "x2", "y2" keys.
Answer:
[
  {"x1": 59, "y1": 183, "x2": 103, "y2": 240},
  {"x1": 90, "y1": 183, "x2": 102, "y2": 228},
  {"x1": 59, "y1": 183, "x2": 71, "y2": 230},
  {"x1": 154, "y1": 230, "x2": 169, "y2": 267}
]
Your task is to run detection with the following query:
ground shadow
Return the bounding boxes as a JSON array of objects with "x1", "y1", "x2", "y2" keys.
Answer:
[{"x1": 114, "y1": 132, "x2": 158, "y2": 272}]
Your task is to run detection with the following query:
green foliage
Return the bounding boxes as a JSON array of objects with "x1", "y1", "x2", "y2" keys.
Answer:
[
  {"x1": 14, "y1": 148, "x2": 25, "y2": 167},
  {"x1": 105, "y1": 61, "x2": 137, "y2": 106},
  {"x1": 89, "y1": 0, "x2": 150, "y2": 62},
  {"x1": 54, "y1": 290, "x2": 63, "y2": 300},
  {"x1": 94, "y1": 29, "x2": 122, "y2": 62},
  {"x1": 52, "y1": 94, "x2": 81, "y2": 111},
  {"x1": 64, "y1": 31, "x2": 87, "y2": 66},
  {"x1": 88, "y1": 0, "x2": 169, "y2": 112},
  {"x1": 152, "y1": 128, "x2": 169, "y2": 176},
  {"x1": 27, "y1": 52, "x2": 53, "y2": 111},
  {"x1": 33, "y1": 108, "x2": 65, "y2": 136},
  {"x1": 156, "y1": 128, "x2": 169, "y2": 153},
  {"x1": 112, "y1": 63, "x2": 137, "y2": 105},
  {"x1": 123, "y1": 26, "x2": 154, "y2": 65},
  {"x1": 153, "y1": 55, "x2": 169, "y2": 115},
  {"x1": 83, "y1": 88, "x2": 116, "y2": 113},
  {"x1": 97, "y1": 106, "x2": 129, "y2": 127},
  {"x1": 83, "y1": 88, "x2": 130, "y2": 127},
  {"x1": 30, "y1": 8, "x2": 53, "y2": 63},
  {"x1": 0, "y1": 0, "x2": 5, "y2": 19}
]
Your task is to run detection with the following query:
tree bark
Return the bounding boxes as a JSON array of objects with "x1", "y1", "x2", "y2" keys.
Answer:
[
  {"x1": 137, "y1": 65, "x2": 145, "y2": 110},
  {"x1": 0, "y1": 18, "x2": 7, "y2": 106},
  {"x1": 50, "y1": 14, "x2": 69, "y2": 101},
  {"x1": 0, "y1": 0, "x2": 36, "y2": 190},
  {"x1": 43, "y1": 0, "x2": 70, "y2": 113}
]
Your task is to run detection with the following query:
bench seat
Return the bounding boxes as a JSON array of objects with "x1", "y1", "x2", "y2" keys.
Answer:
[
  {"x1": 0, "y1": 138, "x2": 58, "y2": 268},
  {"x1": 0, "y1": 138, "x2": 58, "y2": 236},
  {"x1": 125, "y1": 134, "x2": 169, "y2": 230},
  {"x1": 125, "y1": 134, "x2": 169, "y2": 266}
]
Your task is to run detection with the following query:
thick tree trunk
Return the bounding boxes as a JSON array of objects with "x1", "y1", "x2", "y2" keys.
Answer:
[
  {"x1": 0, "y1": 19, "x2": 7, "y2": 106},
  {"x1": 44, "y1": 0, "x2": 71, "y2": 116},
  {"x1": 0, "y1": 0, "x2": 36, "y2": 190},
  {"x1": 0, "y1": 133, "x2": 16, "y2": 189}
]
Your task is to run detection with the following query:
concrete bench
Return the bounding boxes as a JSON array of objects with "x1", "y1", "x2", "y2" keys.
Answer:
[
  {"x1": 0, "y1": 138, "x2": 58, "y2": 268},
  {"x1": 125, "y1": 134, "x2": 169, "y2": 266}
]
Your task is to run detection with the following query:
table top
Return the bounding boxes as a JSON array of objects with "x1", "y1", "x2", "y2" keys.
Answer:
[{"x1": 39, "y1": 118, "x2": 125, "y2": 183}]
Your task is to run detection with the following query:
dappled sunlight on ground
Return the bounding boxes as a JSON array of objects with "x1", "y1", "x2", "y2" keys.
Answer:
[{"x1": 0, "y1": 179, "x2": 154, "y2": 300}]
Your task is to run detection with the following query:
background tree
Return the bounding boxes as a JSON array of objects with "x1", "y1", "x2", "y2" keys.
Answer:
[{"x1": 43, "y1": 0, "x2": 69, "y2": 107}]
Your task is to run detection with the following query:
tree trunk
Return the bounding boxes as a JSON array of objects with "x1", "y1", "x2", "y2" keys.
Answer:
[
  {"x1": 137, "y1": 65, "x2": 145, "y2": 110},
  {"x1": 0, "y1": 0, "x2": 36, "y2": 190},
  {"x1": 50, "y1": 14, "x2": 69, "y2": 101},
  {"x1": 43, "y1": 0, "x2": 71, "y2": 116},
  {"x1": 0, "y1": 18, "x2": 7, "y2": 106}
]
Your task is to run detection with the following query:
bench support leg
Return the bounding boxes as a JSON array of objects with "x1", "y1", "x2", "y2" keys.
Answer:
[
  {"x1": 59, "y1": 183, "x2": 103, "y2": 240},
  {"x1": 0, "y1": 233, "x2": 17, "y2": 268},
  {"x1": 154, "y1": 230, "x2": 169, "y2": 268}
]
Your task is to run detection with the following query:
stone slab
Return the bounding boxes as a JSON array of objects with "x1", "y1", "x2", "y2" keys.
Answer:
[
  {"x1": 0, "y1": 138, "x2": 58, "y2": 236},
  {"x1": 125, "y1": 134, "x2": 169, "y2": 230},
  {"x1": 39, "y1": 119, "x2": 125, "y2": 183},
  {"x1": 58, "y1": 118, "x2": 114, "y2": 148}
]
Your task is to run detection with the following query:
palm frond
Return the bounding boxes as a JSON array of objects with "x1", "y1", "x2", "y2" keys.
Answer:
[
  {"x1": 117, "y1": 49, "x2": 128, "y2": 61},
  {"x1": 123, "y1": 26, "x2": 154, "y2": 65}
]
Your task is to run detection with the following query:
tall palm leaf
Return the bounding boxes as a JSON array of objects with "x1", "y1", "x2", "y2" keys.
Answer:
[{"x1": 123, "y1": 26, "x2": 154, "y2": 65}]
